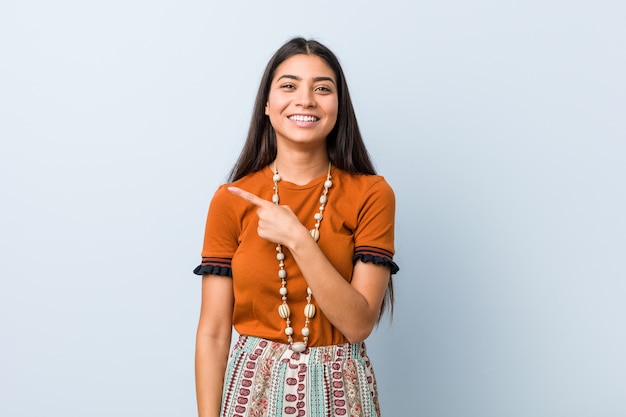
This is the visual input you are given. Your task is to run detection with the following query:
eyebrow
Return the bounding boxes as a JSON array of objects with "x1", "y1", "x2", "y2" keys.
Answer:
[{"x1": 276, "y1": 74, "x2": 336, "y2": 85}]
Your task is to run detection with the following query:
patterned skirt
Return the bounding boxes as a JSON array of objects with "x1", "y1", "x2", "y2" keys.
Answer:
[{"x1": 221, "y1": 335, "x2": 381, "y2": 417}]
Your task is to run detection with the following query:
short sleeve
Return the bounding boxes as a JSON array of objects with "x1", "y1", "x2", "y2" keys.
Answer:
[
  {"x1": 352, "y1": 177, "x2": 399, "y2": 274},
  {"x1": 193, "y1": 185, "x2": 240, "y2": 276}
]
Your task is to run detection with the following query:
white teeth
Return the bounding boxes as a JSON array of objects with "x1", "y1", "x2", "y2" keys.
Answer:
[{"x1": 289, "y1": 115, "x2": 317, "y2": 122}]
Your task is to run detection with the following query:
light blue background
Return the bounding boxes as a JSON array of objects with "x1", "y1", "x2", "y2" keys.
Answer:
[{"x1": 1, "y1": 1, "x2": 624, "y2": 416}]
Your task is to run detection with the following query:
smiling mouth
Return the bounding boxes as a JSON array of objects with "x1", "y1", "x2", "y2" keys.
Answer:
[{"x1": 288, "y1": 115, "x2": 319, "y2": 122}]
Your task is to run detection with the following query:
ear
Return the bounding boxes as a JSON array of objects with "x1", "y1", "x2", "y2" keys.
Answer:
[{"x1": 264, "y1": 102, "x2": 269, "y2": 115}]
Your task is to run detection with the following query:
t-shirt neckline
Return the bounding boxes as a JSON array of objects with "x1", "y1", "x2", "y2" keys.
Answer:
[{"x1": 263, "y1": 166, "x2": 331, "y2": 190}]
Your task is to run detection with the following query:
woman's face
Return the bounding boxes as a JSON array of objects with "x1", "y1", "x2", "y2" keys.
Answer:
[{"x1": 265, "y1": 54, "x2": 339, "y2": 150}]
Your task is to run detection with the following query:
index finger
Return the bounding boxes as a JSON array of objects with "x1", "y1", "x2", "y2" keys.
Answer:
[{"x1": 228, "y1": 186, "x2": 273, "y2": 208}]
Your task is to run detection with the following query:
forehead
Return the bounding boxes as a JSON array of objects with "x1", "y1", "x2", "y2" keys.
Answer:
[{"x1": 272, "y1": 54, "x2": 336, "y2": 81}]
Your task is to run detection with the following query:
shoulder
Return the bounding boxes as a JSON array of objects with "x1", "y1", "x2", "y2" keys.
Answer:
[
  {"x1": 334, "y1": 170, "x2": 395, "y2": 202},
  {"x1": 212, "y1": 169, "x2": 269, "y2": 199},
  {"x1": 229, "y1": 168, "x2": 269, "y2": 187},
  {"x1": 208, "y1": 169, "x2": 270, "y2": 212}
]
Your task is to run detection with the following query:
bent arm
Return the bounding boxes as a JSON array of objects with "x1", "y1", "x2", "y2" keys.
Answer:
[
  {"x1": 195, "y1": 274, "x2": 234, "y2": 417},
  {"x1": 287, "y1": 228, "x2": 390, "y2": 343},
  {"x1": 227, "y1": 184, "x2": 394, "y2": 343}
]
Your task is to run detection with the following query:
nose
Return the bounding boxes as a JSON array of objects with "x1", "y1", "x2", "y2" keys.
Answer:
[{"x1": 296, "y1": 88, "x2": 316, "y2": 108}]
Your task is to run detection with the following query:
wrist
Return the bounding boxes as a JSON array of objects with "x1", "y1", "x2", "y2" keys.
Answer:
[{"x1": 286, "y1": 224, "x2": 314, "y2": 254}]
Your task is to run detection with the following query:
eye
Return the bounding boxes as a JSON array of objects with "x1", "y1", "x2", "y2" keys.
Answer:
[
  {"x1": 280, "y1": 83, "x2": 296, "y2": 90},
  {"x1": 315, "y1": 85, "x2": 333, "y2": 93}
]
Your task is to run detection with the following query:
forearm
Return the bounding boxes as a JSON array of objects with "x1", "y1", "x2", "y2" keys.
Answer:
[
  {"x1": 195, "y1": 334, "x2": 231, "y2": 417},
  {"x1": 288, "y1": 229, "x2": 387, "y2": 342}
]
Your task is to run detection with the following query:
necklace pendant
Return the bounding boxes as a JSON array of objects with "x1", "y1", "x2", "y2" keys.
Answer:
[
  {"x1": 310, "y1": 228, "x2": 320, "y2": 242},
  {"x1": 291, "y1": 342, "x2": 307, "y2": 353}
]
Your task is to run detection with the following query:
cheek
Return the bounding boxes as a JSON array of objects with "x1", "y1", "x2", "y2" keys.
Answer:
[
  {"x1": 330, "y1": 99, "x2": 339, "y2": 116},
  {"x1": 329, "y1": 103, "x2": 339, "y2": 123},
  {"x1": 266, "y1": 96, "x2": 288, "y2": 114}
]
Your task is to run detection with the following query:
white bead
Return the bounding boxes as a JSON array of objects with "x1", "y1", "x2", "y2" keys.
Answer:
[
  {"x1": 278, "y1": 304, "x2": 291, "y2": 318},
  {"x1": 285, "y1": 326, "x2": 293, "y2": 336},
  {"x1": 272, "y1": 194, "x2": 279, "y2": 203},
  {"x1": 273, "y1": 173, "x2": 281, "y2": 182},
  {"x1": 276, "y1": 252, "x2": 285, "y2": 261},
  {"x1": 319, "y1": 195, "x2": 327, "y2": 204},
  {"x1": 292, "y1": 342, "x2": 306, "y2": 353},
  {"x1": 324, "y1": 180, "x2": 333, "y2": 188},
  {"x1": 279, "y1": 287, "x2": 287, "y2": 295},
  {"x1": 304, "y1": 304, "x2": 316, "y2": 319},
  {"x1": 310, "y1": 228, "x2": 320, "y2": 242},
  {"x1": 278, "y1": 270, "x2": 287, "y2": 279},
  {"x1": 314, "y1": 213, "x2": 323, "y2": 221},
  {"x1": 301, "y1": 327, "x2": 310, "y2": 337},
  {"x1": 307, "y1": 287, "x2": 312, "y2": 295}
]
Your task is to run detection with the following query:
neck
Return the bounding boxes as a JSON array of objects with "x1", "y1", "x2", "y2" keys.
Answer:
[{"x1": 273, "y1": 149, "x2": 330, "y2": 185}]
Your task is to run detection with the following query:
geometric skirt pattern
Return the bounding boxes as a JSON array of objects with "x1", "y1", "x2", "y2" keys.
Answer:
[{"x1": 220, "y1": 335, "x2": 381, "y2": 417}]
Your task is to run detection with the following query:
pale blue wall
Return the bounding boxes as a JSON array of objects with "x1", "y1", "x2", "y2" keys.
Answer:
[{"x1": 1, "y1": 1, "x2": 624, "y2": 416}]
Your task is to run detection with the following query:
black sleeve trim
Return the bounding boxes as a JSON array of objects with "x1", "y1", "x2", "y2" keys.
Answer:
[
  {"x1": 193, "y1": 265, "x2": 233, "y2": 277},
  {"x1": 353, "y1": 246, "x2": 400, "y2": 274},
  {"x1": 193, "y1": 257, "x2": 233, "y2": 277}
]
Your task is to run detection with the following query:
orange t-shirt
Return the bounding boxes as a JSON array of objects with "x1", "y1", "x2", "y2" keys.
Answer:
[{"x1": 194, "y1": 166, "x2": 398, "y2": 346}]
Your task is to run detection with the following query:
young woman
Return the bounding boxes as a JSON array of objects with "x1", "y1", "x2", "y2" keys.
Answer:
[{"x1": 194, "y1": 37, "x2": 399, "y2": 417}]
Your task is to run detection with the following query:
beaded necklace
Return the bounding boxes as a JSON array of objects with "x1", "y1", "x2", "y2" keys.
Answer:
[{"x1": 272, "y1": 162, "x2": 333, "y2": 353}]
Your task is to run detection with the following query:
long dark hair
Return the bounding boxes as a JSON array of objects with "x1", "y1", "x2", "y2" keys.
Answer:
[{"x1": 228, "y1": 37, "x2": 394, "y2": 321}]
